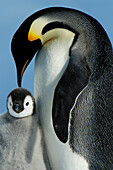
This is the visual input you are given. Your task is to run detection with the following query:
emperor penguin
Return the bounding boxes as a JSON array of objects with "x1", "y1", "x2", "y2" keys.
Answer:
[
  {"x1": 0, "y1": 88, "x2": 50, "y2": 170},
  {"x1": 11, "y1": 7, "x2": 113, "y2": 170}
]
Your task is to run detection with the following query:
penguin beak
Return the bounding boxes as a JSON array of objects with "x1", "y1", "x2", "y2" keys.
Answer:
[
  {"x1": 21, "y1": 60, "x2": 29, "y2": 84},
  {"x1": 13, "y1": 101, "x2": 24, "y2": 113},
  {"x1": 17, "y1": 59, "x2": 29, "y2": 87}
]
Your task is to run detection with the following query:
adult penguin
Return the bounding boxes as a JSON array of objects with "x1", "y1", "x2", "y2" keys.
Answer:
[
  {"x1": 11, "y1": 7, "x2": 113, "y2": 170},
  {"x1": 0, "y1": 88, "x2": 50, "y2": 170}
]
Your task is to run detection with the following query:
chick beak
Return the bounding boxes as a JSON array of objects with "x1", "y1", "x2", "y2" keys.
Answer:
[{"x1": 13, "y1": 102, "x2": 24, "y2": 113}]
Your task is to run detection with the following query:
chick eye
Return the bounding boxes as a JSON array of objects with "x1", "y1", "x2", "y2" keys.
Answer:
[
  {"x1": 26, "y1": 102, "x2": 29, "y2": 106},
  {"x1": 10, "y1": 102, "x2": 12, "y2": 106}
]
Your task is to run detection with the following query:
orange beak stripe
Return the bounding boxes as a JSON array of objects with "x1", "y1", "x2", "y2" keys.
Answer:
[{"x1": 21, "y1": 60, "x2": 29, "y2": 81}]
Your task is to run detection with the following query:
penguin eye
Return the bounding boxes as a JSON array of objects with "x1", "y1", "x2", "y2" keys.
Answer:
[
  {"x1": 26, "y1": 102, "x2": 29, "y2": 106},
  {"x1": 9, "y1": 101, "x2": 13, "y2": 106}
]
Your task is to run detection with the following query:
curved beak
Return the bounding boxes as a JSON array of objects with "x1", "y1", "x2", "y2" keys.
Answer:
[
  {"x1": 13, "y1": 102, "x2": 24, "y2": 113},
  {"x1": 17, "y1": 59, "x2": 29, "y2": 87}
]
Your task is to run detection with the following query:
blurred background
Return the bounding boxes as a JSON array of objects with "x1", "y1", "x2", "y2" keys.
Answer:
[{"x1": 0, "y1": 0, "x2": 113, "y2": 113}]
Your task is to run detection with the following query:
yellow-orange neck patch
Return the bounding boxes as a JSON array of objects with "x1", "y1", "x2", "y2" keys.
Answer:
[{"x1": 28, "y1": 30, "x2": 40, "y2": 42}]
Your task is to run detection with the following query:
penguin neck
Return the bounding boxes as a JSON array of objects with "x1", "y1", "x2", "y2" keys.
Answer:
[
  {"x1": 34, "y1": 35, "x2": 89, "y2": 170},
  {"x1": 34, "y1": 33, "x2": 74, "y2": 108},
  {"x1": 34, "y1": 35, "x2": 72, "y2": 135}
]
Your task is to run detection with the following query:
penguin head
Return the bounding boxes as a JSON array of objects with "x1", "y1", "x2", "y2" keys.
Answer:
[
  {"x1": 11, "y1": 8, "x2": 78, "y2": 87},
  {"x1": 7, "y1": 88, "x2": 35, "y2": 118},
  {"x1": 11, "y1": 21, "x2": 42, "y2": 87}
]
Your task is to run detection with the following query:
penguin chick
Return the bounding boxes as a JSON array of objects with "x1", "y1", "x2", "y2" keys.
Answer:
[{"x1": 7, "y1": 88, "x2": 35, "y2": 118}]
